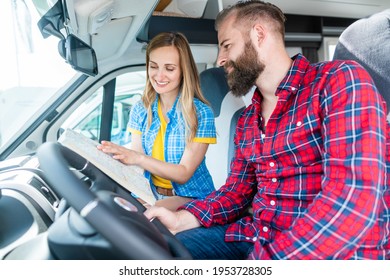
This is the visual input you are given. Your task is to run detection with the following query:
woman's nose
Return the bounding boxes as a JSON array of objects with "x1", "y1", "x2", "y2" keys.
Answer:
[{"x1": 155, "y1": 69, "x2": 165, "y2": 79}]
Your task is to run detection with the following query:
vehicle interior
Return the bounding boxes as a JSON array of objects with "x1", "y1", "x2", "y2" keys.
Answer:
[{"x1": 0, "y1": 0, "x2": 389, "y2": 260}]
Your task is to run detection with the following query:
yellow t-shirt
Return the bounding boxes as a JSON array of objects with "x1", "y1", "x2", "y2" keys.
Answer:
[{"x1": 151, "y1": 100, "x2": 173, "y2": 189}]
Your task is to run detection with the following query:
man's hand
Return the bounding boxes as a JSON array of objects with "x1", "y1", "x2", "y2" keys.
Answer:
[{"x1": 144, "y1": 207, "x2": 201, "y2": 235}]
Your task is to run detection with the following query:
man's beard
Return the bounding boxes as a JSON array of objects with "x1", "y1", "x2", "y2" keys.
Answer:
[{"x1": 225, "y1": 41, "x2": 264, "y2": 97}]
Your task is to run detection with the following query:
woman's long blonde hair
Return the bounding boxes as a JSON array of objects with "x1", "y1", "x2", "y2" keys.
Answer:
[{"x1": 142, "y1": 32, "x2": 210, "y2": 143}]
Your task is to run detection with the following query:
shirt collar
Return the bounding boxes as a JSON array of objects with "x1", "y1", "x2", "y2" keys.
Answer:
[
  {"x1": 252, "y1": 53, "x2": 310, "y2": 106},
  {"x1": 151, "y1": 93, "x2": 181, "y2": 119},
  {"x1": 277, "y1": 53, "x2": 310, "y2": 95}
]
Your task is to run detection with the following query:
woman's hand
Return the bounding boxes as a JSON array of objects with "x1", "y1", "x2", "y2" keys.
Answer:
[{"x1": 97, "y1": 140, "x2": 143, "y2": 165}]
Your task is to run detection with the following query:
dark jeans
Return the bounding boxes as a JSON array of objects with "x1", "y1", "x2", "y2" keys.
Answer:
[{"x1": 175, "y1": 224, "x2": 254, "y2": 260}]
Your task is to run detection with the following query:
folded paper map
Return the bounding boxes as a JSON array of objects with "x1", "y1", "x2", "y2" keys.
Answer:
[{"x1": 58, "y1": 129, "x2": 156, "y2": 205}]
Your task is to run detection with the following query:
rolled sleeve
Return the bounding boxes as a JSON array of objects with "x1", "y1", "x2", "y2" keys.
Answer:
[
  {"x1": 127, "y1": 101, "x2": 146, "y2": 134},
  {"x1": 194, "y1": 100, "x2": 217, "y2": 143}
]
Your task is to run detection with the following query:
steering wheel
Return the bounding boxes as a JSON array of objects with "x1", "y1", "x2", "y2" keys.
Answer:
[{"x1": 37, "y1": 141, "x2": 191, "y2": 259}]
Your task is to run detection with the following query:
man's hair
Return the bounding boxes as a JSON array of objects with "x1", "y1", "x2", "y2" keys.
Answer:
[{"x1": 215, "y1": 0, "x2": 286, "y2": 39}]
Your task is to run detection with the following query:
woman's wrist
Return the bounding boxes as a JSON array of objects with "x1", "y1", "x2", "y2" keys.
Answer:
[{"x1": 135, "y1": 152, "x2": 146, "y2": 167}]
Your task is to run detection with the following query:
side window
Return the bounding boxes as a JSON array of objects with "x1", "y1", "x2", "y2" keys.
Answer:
[
  {"x1": 61, "y1": 71, "x2": 145, "y2": 145},
  {"x1": 319, "y1": 37, "x2": 339, "y2": 61},
  {"x1": 73, "y1": 103, "x2": 103, "y2": 141},
  {"x1": 110, "y1": 93, "x2": 142, "y2": 146}
]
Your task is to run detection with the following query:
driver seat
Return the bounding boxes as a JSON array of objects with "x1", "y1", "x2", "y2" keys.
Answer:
[{"x1": 200, "y1": 67, "x2": 253, "y2": 189}]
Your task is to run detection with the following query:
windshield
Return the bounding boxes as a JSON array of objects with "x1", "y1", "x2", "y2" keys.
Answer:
[{"x1": 0, "y1": 0, "x2": 75, "y2": 148}]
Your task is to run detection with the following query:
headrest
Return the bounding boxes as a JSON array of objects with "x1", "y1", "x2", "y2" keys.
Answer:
[
  {"x1": 333, "y1": 9, "x2": 390, "y2": 106},
  {"x1": 200, "y1": 67, "x2": 230, "y2": 118}
]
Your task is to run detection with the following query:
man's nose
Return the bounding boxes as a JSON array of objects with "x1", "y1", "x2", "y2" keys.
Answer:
[{"x1": 217, "y1": 52, "x2": 227, "y2": 67}]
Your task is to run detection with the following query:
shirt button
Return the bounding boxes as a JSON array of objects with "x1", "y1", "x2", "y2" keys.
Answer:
[
  {"x1": 297, "y1": 121, "x2": 302, "y2": 127},
  {"x1": 270, "y1": 200, "x2": 276, "y2": 206},
  {"x1": 291, "y1": 87, "x2": 296, "y2": 91},
  {"x1": 252, "y1": 237, "x2": 257, "y2": 242},
  {"x1": 269, "y1": 162, "x2": 275, "y2": 167},
  {"x1": 263, "y1": 226, "x2": 269, "y2": 232},
  {"x1": 261, "y1": 134, "x2": 266, "y2": 139},
  {"x1": 272, "y1": 178, "x2": 277, "y2": 183}
]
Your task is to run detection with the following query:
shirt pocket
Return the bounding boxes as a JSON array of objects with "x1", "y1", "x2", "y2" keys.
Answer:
[
  {"x1": 165, "y1": 121, "x2": 186, "y2": 163},
  {"x1": 275, "y1": 116, "x2": 323, "y2": 166}
]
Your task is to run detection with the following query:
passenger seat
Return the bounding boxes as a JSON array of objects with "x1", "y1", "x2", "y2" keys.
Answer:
[
  {"x1": 333, "y1": 9, "x2": 390, "y2": 260},
  {"x1": 333, "y1": 9, "x2": 390, "y2": 117}
]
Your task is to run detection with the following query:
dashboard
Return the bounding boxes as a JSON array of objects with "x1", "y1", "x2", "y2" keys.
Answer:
[{"x1": 0, "y1": 156, "x2": 59, "y2": 259}]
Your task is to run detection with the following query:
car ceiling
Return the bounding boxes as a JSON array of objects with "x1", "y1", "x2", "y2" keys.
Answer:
[
  {"x1": 160, "y1": 0, "x2": 390, "y2": 19},
  {"x1": 219, "y1": 0, "x2": 390, "y2": 19},
  {"x1": 62, "y1": 0, "x2": 390, "y2": 75}
]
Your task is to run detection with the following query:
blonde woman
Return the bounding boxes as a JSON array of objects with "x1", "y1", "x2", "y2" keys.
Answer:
[{"x1": 98, "y1": 32, "x2": 216, "y2": 210}]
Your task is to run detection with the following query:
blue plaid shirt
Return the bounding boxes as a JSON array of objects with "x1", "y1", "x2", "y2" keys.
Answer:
[{"x1": 128, "y1": 95, "x2": 216, "y2": 198}]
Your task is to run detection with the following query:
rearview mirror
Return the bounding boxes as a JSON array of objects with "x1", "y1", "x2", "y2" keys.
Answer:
[{"x1": 65, "y1": 34, "x2": 98, "y2": 76}]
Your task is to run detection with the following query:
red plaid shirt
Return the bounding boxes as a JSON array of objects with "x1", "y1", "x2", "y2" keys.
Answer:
[{"x1": 182, "y1": 54, "x2": 390, "y2": 259}]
